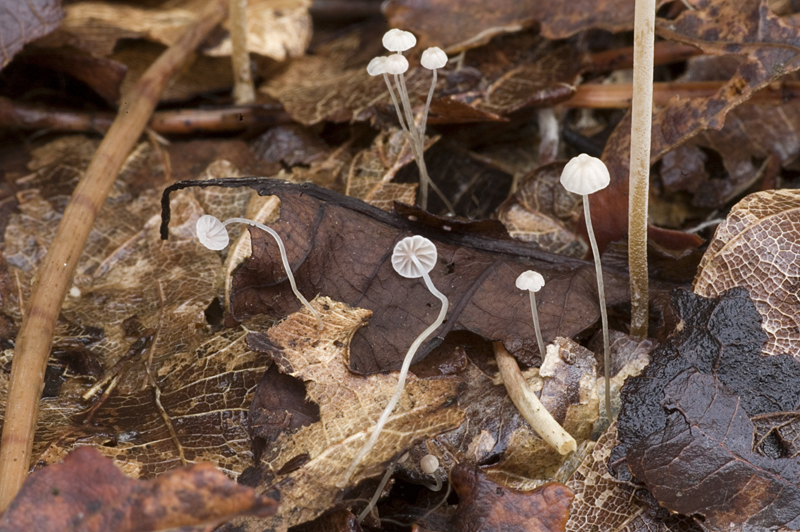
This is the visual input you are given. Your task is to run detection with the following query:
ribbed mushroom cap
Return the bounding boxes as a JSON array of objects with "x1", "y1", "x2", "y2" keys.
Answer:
[
  {"x1": 382, "y1": 29, "x2": 416, "y2": 52},
  {"x1": 421, "y1": 47, "x2": 447, "y2": 69},
  {"x1": 384, "y1": 53, "x2": 409, "y2": 75},
  {"x1": 196, "y1": 215, "x2": 229, "y2": 250},
  {"x1": 392, "y1": 235, "x2": 437, "y2": 278},
  {"x1": 516, "y1": 270, "x2": 545, "y2": 292},
  {"x1": 367, "y1": 56, "x2": 387, "y2": 76},
  {"x1": 420, "y1": 454, "x2": 440, "y2": 474},
  {"x1": 560, "y1": 153, "x2": 610, "y2": 195}
]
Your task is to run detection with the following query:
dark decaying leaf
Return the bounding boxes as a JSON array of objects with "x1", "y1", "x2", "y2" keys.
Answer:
[
  {"x1": 450, "y1": 463, "x2": 574, "y2": 532},
  {"x1": 613, "y1": 288, "x2": 800, "y2": 480},
  {"x1": 628, "y1": 370, "x2": 800, "y2": 531},
  {"x1": 384, "y1": 0, "x2": 634, "y2": 52},
  {"x1": 596, "y1": 0, "x2": 800, "y2": 246},
  {"x1": 0, "y1": 446, "x2": 277, "y2": 532},
  {"x1": 160, "y1": 178, "x2": 630, "y2": 372},
  {"x1": 0, "y1": 0, "x2": 63, "y2": 70}
]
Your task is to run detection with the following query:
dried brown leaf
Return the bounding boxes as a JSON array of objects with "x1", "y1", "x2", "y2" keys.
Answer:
[
  {"x1": 693, "y1": 190, "x2": 800, "y2": 359},
  {"x1": 232, "y1": 297, "x2": 464, "y2": 531},
  {"x1": 0, "y1": 447, "x2": 277, "y2": 532},
  {"x1": 0, "y1": 0, "x2": 63, "y2": 70}
]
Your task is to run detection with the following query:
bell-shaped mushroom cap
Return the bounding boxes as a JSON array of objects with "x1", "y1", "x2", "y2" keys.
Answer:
[
  {"x1": 421, "y1": 47, "x2": 447, "y2": 70},
  {"x1": 560, "y1": 153, "x2": 610, "y2": 195},
  {"x1": 367, "y1": 56, "x2": 387, "y2": 76},
  {"x1": 420, "y1": 454, "x2": 440, "y2": 474},
  {"x1": 196, "y1": 215, "x2": 229, "y2": 250},
  {"x1": 384, "y1": 53, "x2": 409, "y2": 75},
  {"x1": 392, "y1": 235, "x2": 437, "y2": 278},
  {"x1": 382, "y1": 29, "x2": 416, "y2": 52},
  {"x1": 516, "y1": 270, "x2": 545, "y2": 292}
]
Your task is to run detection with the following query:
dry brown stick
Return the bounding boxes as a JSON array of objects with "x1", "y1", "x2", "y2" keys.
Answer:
[
  {"x1": 0, "y1": 97, "x2": 290, "y2": 133},
  {"x1": 563, "y1": 81, "x2": 800, "y2": 108},
  {"x1": 230, "y1": 0, "x2": 255, "y2": 104},
  {"x1": 0, "y1": 0, "x2": 228, "y2": 510}
]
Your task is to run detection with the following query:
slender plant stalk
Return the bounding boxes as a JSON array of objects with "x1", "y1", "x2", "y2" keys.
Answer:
[
  {"x1": 230, "y1": 0, "x2": 255, "y2": 104},
  {"x1": 628, "y1": 0, "x2": 656, "y2": 339},
  {"x1": 583, "y1": 196, "x2": 611, "y2": 421},
  {"x1": 0, "y1": 0, "x2": 228, "y2": 511},
  {"x1": 528, "y1": 291, "x2": 546, "y2": 358},
  {"x1": 494, "y1": 342, "x2": 576, "y2": 455}
]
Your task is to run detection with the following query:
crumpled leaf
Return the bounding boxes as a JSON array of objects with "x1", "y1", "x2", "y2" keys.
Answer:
[
  {"x1": 752, "y1": 411, "x2": 800, "y2": 459},
  {"x1": 384, "y1": 0, "x2": 634, "y2": 51},
  {"x1": 596, "y1": 0, "x2": 800, "y2": 247},
  {"x1": 450, "y1": 463, "x2": 573, "y2": 532},
  {"x1": 0, "y1": 446, "x2": 277, "y2": 532},
  {"x1": 628, "y1": 369, "x2": 800, "y2": 531},
  {"x1": 613, "y1": 288, "x2": 800, "y2": 482},
  {"x1": 160, "y1": 178, "x2": 630, "y2": 373},
  {"x1": 693, "y1": 190, "x2": 800, "y2": 359},
  {"x1": 228, "y1": 297, "x2": 464, "y2": 532},
  {"x1": 41, "y1": 0, "x2": 309, "y2": 61},
  {"x1": 0, "y1": 0, "x2": 63, "y2": 70}
]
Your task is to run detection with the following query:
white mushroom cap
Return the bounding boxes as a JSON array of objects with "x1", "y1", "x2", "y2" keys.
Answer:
[
  {"x1": 382, "y1": 29, "x2": 416, "y2": 53},
  {"x1": 392, "y1": 235, "x2": 437, "y2": 278},
  {"x1": 516, "y1": 270, "x2": 545, "y2": 292},
  {"x1": 421, "y1": 47, "x2": 447, "y2": 69},
  {"x1": 384, "y1": 53, "x2": 409, "y2": 75},
  {"x1": 420, "y1": 454, "x2": 439, "y2": 474},
  {"x1": 196, "y1": 215, "x2": 229, "y2": 250},
  {"x1": 367, "y1": 56, "x2": 387, "y2": 76},
  {"x1": 560, "y1": 153, "x2": 610, "y2": 195}
]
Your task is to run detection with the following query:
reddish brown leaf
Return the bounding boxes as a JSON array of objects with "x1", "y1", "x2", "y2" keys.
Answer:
[
  {"x1": 450, "y1": 463, "x2": 573, "y2": 532},
  {"x1": 628, "y1": 369, "x2": 800, "y2": 531},
  {"x1": 161, "y1": 179, "x2": 630, "y2": 372},
  {"x1": 0, "y1": 0, "x2": 63, "y2": 70},
  {"x1": 384, "y1": 0, "x2": 634, "y2": 52},
  {"x1": 0, "y1": 447, "x2": 277, "y2": 532}
]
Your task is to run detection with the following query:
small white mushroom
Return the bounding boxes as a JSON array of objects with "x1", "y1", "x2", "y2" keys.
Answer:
[
  {"x1": 560, "y1": 154, "x2": 612, "y2": 419},
  {"x1": 366, "y1": 56, "x2": 387, "y2": 76},
  {"x1": 516, "y1": 270, "x2": 546, "y2": 358},
  {"x1": 382, "y1": 28, "x2": 416, "y2": 53},
  {"x1": 341, "y1": 235, "x2": 449, "y2": 487},
  {"x1": 419, "y1": 46, "x2": 447, "y2": 142},
  {"x1": 384, "y1": 53, "x2": 409, "y2": 75},
  {"x1": 420, "y1": 454, "x2": 443, "y2": 491},
  {"x1": 195, "y1": 215, "x2": 322, "y2": 330}
]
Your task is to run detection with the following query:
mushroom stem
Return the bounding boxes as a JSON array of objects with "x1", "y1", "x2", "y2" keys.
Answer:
[
  {"x1": 628, "y1": 0, "x2": 656, "y2": 339},
  {"x1": 341, "y1": 256, "x2": 448, "y2": 486},
  {"x1": 494, "y1": 342, "x2": 576, "y2": 455},
  {"x1": 229, "y1": 0, "x2": 255, "y2": 104},
  {"x1": 420, "y1": 68, "x2": 437, "y2": 139},
  {"x1": 382, "y1": 73, "x2": 410, "y2": 133},
  {"x1": 528, "y1": 291, "x2": 546, "y2": 359},
  {"x1": 222, "y1": 217, "x2": 323, "y2": 330},
  {"x1": 581, "y1": 197, "x2": 611, "y2": 420}
]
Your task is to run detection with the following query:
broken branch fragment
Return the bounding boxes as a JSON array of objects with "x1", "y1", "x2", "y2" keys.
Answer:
[{"x1": 494, "y1": 342, "x2": 576, "y2": 455}]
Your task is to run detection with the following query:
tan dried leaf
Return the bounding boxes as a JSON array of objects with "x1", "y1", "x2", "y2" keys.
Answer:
[
  {"x1": 693, "y1": 189, "x2": 800, "y2": 358},
  {"x1": 238, "y1": 297, "x2": 464, "y2": 531}
]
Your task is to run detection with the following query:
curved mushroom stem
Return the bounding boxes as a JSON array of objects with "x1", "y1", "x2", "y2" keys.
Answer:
[
  {"x1": 357, "y1": 459, "x2": 399, "y2": 523},
  {"x1": 426, "y1": 470, "x2": 443, "y2": 492},
  {"x1": 340, "y1": 256, "x2": 448, "y2": 487},
  {"x1": 581, "y1": 197, "x2": 611, "y2": 420},
  {"x1": 528, "y1": 290, "x2": 546, "y2": 358},
  {"x1": 222, "y1": 218, "x2": 323, "y2": 330}
]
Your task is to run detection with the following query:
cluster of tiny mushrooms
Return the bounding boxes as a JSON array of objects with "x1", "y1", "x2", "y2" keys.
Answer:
[{"x1": 196, "y1": 25, "x2": 652, "y2": 492}]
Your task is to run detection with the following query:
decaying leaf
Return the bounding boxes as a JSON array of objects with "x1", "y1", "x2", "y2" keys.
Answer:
[
  {"x1": 0, "y1": 446, "x2": 277, "y2": 532},
  {"x1": 628, "y1": 369, "x2": 800, "y2": 531},
  {"x1": 0, "y1": 0, "x2": 63, "y2": 70},
  {"x1": 230, "y1": 297, "x2": 464, "y2": 531},
  {"x1": 450, "y1": 463, "x2": 574, "y2": 532},
  {"x1": 613, "y1": 288, "x2": 800, "y2": 493},
  {"x1": 384, "y1": 0, "x2": 634, "y2": 51},
  {"x1": 693, "y1": 190, "x2": 800, "y2": 359},
  {"x1": 160, "y1": 178, "x2": 630, "y2": 373},
  {"x1": 41, "y1": 0, "x2": 310, "y2": 61}
]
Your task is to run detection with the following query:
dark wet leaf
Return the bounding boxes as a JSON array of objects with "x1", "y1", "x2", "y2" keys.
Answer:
[
  {"x1": 450, "y1": 463, "x2": 573, "y2": 532},
  {"x1": 161, "y1": 178, "x2": 630, "y2": 372},
  {"x1": 0, "y1": 446, "x2": 277, "y2": 532},
  {"x1": 628, "y1": 370, "x2": 800, "y2": 531},
  {"x1": 613, "y1": 288, "x2": 800, "y2": 481},
  {"x1": 0, "y1": 0, "x2": 63, "y2": 70}
]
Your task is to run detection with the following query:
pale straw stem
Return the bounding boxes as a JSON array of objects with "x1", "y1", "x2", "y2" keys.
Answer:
[{"x1": 529, "y1": 291, "x2": 546, "y2": 358}]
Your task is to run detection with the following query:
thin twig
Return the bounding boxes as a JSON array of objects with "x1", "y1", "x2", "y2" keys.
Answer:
[
  {"x1": 0, "y1": 0, "x2": 228, "y2": 510},
  {"x1": 230, "y1": 0, "x2": 256, "y2": 104}
]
